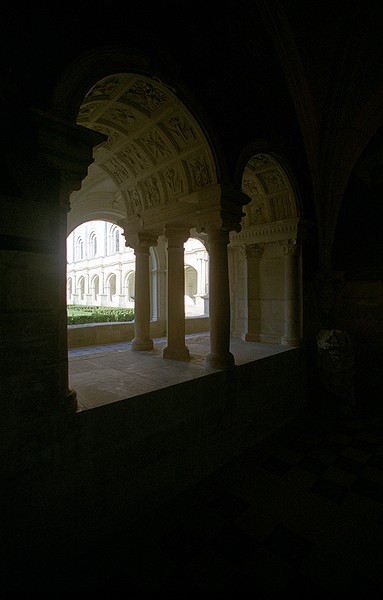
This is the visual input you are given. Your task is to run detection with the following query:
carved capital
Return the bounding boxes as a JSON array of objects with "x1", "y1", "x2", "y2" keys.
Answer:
[
  {"x1": 125, "y1": 230, "x2": 158, "y2": 251},
  {"x1": 245, "y1": 243, "x2": 265, "y2": 259},
  {"x1": 280, "y1": 238, "x2": 299, "y2": 256}
]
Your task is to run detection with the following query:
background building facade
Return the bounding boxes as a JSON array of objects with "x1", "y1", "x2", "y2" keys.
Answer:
[{"x1": 67, "y1": 220, "x2": 209, "y2": 316}]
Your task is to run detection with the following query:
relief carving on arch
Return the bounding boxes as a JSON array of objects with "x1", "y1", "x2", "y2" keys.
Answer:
[
  {"x1": 162, "y1": 166, "x2": 184, "y2": 196},
  {"x1": 142, "y1": 176, "x2": 161, "y2": 208},
  {"x1": 187, "y1": 155, "x2": 212, "y2": 190},
  {"x1": 248, "y1": 154, "x2": 274, "y2": 169},
  {"x1": 242, "y1": 199, "x2": 267, "y2": 226},
  {"x1": 138, "y1": 128, "x2": 172, "y2": 163},
  {"x1": 77, "y1": 103, "x2": 99, "y2": 123},
  {"x1": 258, "y1": 168, "x2": 286, "y2": 193},
  {"x1": 124, "y1": 187, "x2": 143, "y2": 216},
  {"x1": 119, "y1": 79, "x2": 169, "y2": 114},
  {"x1": 241, "y1": 172, "x2": 267, "y2": 226},
  {"x1": 118, "y1": 143, "x2": 152, "y2": 175},
  {"x1": 86, "y1": 77, "x2": 122, "y2": 100},
  {"x1": 163, "y1": 115, "x2": 197, "y2": 150},
  {"x1": 102, "y1": 156, "x2": 132, "y2": 184},
  {"x1": 269, "y1": 193, "x2": 294, "y2": 220},
  {"x1": 91, "y1": 125, "x2": 122, "y2": 151},
  {"x1": 106, "y1": 107, "x2": 136, "y2": 132}
]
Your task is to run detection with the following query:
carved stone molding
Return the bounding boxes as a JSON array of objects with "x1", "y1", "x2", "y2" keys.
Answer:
[
  {"x1": 245, "y1": 243, "x2": 265, "y2": 259},
  {"x1": 230, "y1": 216, "x2": 304, "y2": 245}
]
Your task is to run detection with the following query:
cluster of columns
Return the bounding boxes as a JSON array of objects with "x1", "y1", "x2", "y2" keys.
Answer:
[
  {"x1": 242, "y1": 237, "x2": 303, "y2": 346},
  {"x1": 126, "y1": 224, "x2": 234, "y2": 369}
]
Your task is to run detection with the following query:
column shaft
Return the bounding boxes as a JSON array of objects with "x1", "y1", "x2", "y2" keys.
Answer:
[
  {"x1": 206, "y1": 228, "x2": 234, "y2": 369},
  {"x1": 281, "y1": 239, "x2": 302, "y2": 346},
  {"x1": 163, "y1": 226, "x2": 190, "y2": 361},
  {"x1": 244, "y1": 243, "x2": 264, "y2": 341},
  {"x1": 132, "y1": 241, "x2": 154, "y2": 351}
]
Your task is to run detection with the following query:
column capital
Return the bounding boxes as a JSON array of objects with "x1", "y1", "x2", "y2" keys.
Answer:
[
  {"x1": 245, "y1": 243, "x2": 265, "y2": 259},
  {"x1": 280, "y1": 238, "x2": 299, "y2": 256},
  {"x1": 122, "y1": 229, "x2": 158, "y2": 250},
  {"x1": 163, "y1": 224, "x2": 190, "y2": 245}
]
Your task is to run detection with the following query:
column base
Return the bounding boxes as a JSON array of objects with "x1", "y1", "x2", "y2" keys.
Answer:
[
  {"x1": 205, "y1": 352, "x2": 235, "y2": 370},
  {"x1": 163, "y1": 346, "x2": 190, "y2": 361},
  {"x1": 242, "y1": 332, "x2": 261, "y2": 342},
  {"x1": 132, "y1": 338, "x2": 154, "y2": 351}
]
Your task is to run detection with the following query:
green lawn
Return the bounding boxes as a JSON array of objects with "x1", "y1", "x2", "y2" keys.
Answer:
[{"x1": 67, "y1": 305, "x2": 134, "y2": 324}]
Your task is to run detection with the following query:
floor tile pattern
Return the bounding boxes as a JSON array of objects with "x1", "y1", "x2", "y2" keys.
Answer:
[
  {"x1": 49, "y1": 403, "x2": 383, "y2": 596},
  {"x1": 14, "y1": 337, "x2": 379, "y2": 594},
  {"x1": 69, "y1": 333, "x2": 289, "y2": 409}
]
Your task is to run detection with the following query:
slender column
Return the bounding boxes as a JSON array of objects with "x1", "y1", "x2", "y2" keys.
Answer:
[
  {"x1": 58, "y1": 177, "x2": 79, "y2": 412},
  {"x1": 206, "y1": 227, "x2": 234, "y2": 369},
  {"x1": 163, "y1": 225, "x2": 190, "y2": 361},
  {"x1": 280, "y1": 238, "x2": 303, "y2": 346},
  {"x1": 244, "y1": 243, "x2": 264, "y2": 341},
  {"x1": 98, "y1": 268, "x2": 107, "y2": 306},
  {"x1": 131, "y1": 233, "x2": 158, "y2": 351}
]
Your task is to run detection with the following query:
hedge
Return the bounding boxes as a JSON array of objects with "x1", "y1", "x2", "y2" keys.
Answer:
[{"x1": 67, "y1": 305, "x2": 134, "y2": 325}]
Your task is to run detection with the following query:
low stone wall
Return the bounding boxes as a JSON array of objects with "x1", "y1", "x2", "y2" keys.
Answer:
[
  {"x1": 4, "y1": 346, "x2": 307, "y2": 591},
  {"x1": 68, "y1": 316, "x2": 210, "y2": 347}
]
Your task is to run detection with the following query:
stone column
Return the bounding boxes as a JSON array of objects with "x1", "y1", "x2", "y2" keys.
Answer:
[
  {"x1": 58, "y1": 174, "x2": 79, "y2": 412},
  {"x1": 131, "y1": 233, "x2": 158, "y2": 351},
  {"x1": 244, "y1": 243, "x2": 264, "y2": 341},
  {"x1": 116, "y1": 266, "x2": 125, "y2": 306},
  {"x1": 280, "y1": 238, "x2": 302, "y2": 346},
  {"x1": 163, "y1": 225, "x2": 190, "y2": 361},
  {"x1": 205, "y1": 227, "x2": 234, "y2": 369}
]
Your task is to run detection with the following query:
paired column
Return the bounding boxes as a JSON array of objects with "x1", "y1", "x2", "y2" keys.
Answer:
[
  {"x1": 280, "y1": 238, "x2": 303, "y2": 346},
  {"x1": 163, "y1": 226, "x2": 190, "y2": 361},
  {"x1": 205, "y1": 227, "x2": 234, "y2": 369},
  {"x1": 244, "y1": 243, "x2": 264, "y2": 341},
  {"x1": 131, "y1": 233, "x2": 158, "y2": 351}
]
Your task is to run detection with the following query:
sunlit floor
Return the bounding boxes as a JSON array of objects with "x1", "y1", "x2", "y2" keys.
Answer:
[{"x1": 69, "y1": 332, "x2": 290, "y2": 410}]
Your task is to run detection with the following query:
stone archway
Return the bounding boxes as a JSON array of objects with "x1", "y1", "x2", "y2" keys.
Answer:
[
  {"x1": 230, "y1": 152, "x2": 304, "y2": 346},
  {"x1": 59, "y1": 60, "x2": 249, "y2": 369}
]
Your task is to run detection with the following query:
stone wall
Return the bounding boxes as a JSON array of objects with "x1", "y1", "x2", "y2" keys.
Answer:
[
  {"x1": 2, "y1": 347, "x2": 307, "y2": 591},
  {"x1": 68, "y1": 316, "x2": 210, "y2": 348}
]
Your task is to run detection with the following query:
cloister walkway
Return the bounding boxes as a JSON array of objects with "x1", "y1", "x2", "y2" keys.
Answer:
[{"x1": 69, "y1": 333, "x2": 290, "y2": 411}]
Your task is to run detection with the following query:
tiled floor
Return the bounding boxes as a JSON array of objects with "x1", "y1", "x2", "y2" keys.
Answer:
[
  {"x1": 64, "y1": 336, "x2": 383, "y2": 596},
  {"x1": 69, "y1": 333, "x2": 289, "y2": 410}
]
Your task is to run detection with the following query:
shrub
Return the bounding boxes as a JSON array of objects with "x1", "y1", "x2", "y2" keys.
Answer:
[{"x1": 67, "y1": 305, "x2": 134, "y2": 325}]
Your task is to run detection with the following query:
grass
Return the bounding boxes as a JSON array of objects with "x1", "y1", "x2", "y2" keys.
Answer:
[{"x1": 67, "y1": 304, "x2": 134, "y2": 324}]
